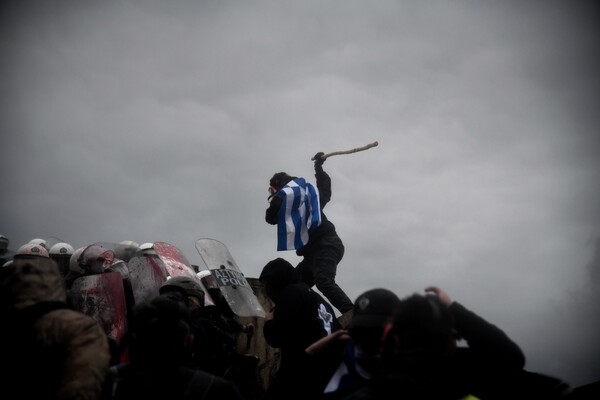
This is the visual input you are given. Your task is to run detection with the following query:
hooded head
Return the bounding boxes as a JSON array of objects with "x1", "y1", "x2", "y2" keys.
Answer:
[
  {"x1": 259, "y1": 257, "x2": 300, "y2": 304},
  {"x1": 0, "y1": 257, "x2": 67, "y2": 309}
]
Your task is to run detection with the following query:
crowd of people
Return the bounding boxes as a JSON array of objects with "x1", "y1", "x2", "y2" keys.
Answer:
[
  {"x1": 0, "y1": 153, "x2": 596, "y2": 399},
  {"x1": 1, "y1": 233, "x2": 594, "y2": 399}
]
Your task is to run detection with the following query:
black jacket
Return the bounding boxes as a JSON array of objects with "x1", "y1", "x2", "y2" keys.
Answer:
[
  {"x1": 265, "y1": 165, "x2": 339, "y2": 256},
  {"x1": 344, "y1": 301, "x2": 527, "y2": 400}
]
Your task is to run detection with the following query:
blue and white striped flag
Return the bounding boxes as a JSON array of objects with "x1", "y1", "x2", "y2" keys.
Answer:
[{"x1": 276, "y1": 178, "x2": 321, "y2": 251}]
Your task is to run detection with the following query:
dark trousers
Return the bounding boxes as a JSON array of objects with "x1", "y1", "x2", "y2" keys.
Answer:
[{"x1": 296, "y1": 234, "x2": 354, "y2": 314}]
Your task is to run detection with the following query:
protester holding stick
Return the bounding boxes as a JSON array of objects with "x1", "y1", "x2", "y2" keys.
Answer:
[{"x1": 265, "y1": 141, "x2": 378, "y2": 322}]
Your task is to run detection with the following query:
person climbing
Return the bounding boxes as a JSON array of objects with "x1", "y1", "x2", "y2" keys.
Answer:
[{"x1": 265, "y1": 151, "x2": 354, "y2": 323}]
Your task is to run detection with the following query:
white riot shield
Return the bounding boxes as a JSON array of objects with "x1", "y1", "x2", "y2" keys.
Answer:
[{"x1": 195, "y1": 238, "x2": 265, "y2": 318}]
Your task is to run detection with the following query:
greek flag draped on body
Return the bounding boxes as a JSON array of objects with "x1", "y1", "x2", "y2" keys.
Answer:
[{"x1": 276, "y1": 178, "x2": 321, "y2": 251}]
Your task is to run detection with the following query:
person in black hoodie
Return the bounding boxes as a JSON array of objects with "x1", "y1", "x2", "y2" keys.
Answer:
[
  {"x1": 265, "y1": 152, "x2": 354, "y2": 320},
  {"x1": 259, "y1": 257, "x2": 342, "y2": 400}
]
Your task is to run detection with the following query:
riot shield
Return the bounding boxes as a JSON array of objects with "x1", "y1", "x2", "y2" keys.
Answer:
[
  {"x1": 44, "y1": 236, "x2": 66, "y2": 251},
  {"x1": 195, "y1": 238, "x2": 265, "y2": 318},
  {"x1": 70, "y1": 271, "x2": 128, "y2": 345},
  {"x1": 114, "y1": 242, "x2": 142, "y2": 263},
  {"x1": 153, "y1": 241, "x2": 196, "y2": 277},
  {"x1": 153, "y1": 241, "x2": 215, "y2": 306},
  {"x1": 235, "y1": 277, "x2": 280, "y2": 396},
  {"x1": 78, "y1": 242, "x2": 118, "y2": 274},
  {"x1": 127, "y1": 256, "x2": 168, "y2": 304}
]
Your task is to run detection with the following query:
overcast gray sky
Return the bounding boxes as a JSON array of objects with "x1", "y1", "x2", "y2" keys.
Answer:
[{"x1": 2, "y1": 0, "x2": 599, "y2": 388}]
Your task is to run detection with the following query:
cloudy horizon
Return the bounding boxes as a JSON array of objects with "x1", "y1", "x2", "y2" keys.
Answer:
[{"x1": 2, "y1": 0, "x2": 599, "y2": 388}]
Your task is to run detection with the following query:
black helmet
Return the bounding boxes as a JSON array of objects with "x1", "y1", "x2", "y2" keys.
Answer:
[{"x1": 159, "y1": 276, "x2": 205, "y2": 305}]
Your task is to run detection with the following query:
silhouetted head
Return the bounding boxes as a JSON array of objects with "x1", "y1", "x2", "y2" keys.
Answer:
[
  {"x1": 129, "y1": 296, "x2": 192, "y2": 365},
  {"x1": 348, "y1": 288, "x2": 401, "y2": 355},
  {"x1": 269, "y1": 172, "x2": 295, "y2": 192},
  {"x1": 159, "y1": 275, "x2": 206, "y2": 308},
  {"x1": 259, "y1": 257, "x2": 300, "y2": 304},
  {"x1": 383, "y1": 293, "x2": 455, "y2": 360}
]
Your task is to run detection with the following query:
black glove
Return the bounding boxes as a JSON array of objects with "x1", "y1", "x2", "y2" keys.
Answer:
[{"x1": 313, "y1": 152, "x2": 325, "y2": 168}]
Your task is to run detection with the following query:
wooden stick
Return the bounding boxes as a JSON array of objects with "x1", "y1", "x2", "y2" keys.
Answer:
[{"x1": 312, "y1": 141, "x2": 379, "y2": 160}]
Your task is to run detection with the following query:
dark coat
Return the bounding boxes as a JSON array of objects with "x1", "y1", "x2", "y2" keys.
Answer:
[{"x1": 0, "y1": 257, "x2": 111, "y2": 400}]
